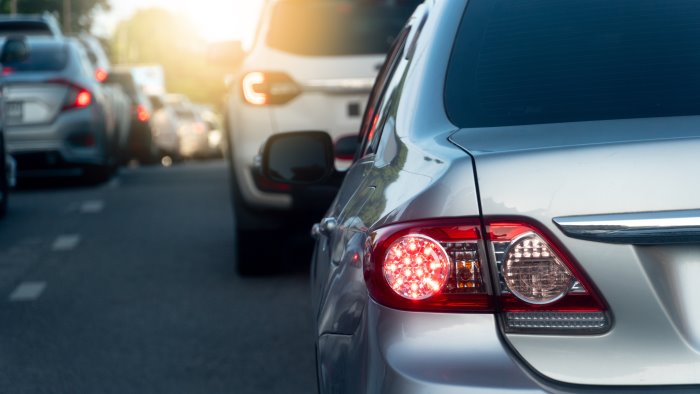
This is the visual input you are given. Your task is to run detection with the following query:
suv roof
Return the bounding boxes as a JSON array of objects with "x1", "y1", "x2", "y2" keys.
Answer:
[{"x1": 0, "y1": 13, "x2": 63, "y2": 37}]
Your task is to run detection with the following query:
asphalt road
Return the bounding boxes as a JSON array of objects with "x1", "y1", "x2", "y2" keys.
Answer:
[{"x1": 0, "y1": 161, "x2": 316, "y2": 394}]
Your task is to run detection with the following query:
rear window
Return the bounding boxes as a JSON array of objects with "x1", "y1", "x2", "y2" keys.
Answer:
[
  {"x1": 3, "y1": 44, "x2": 68, "y2": 72},
  {"x1": 266, "y1": 0, "x2": 420, "y2": 56},
  {"x1": 108, "y1": 73, "x2": 138, "y2": 98},
  {"x1": 446, "y1": 0, "x2": 700, "y2": 127},
  {"x1": 0, "y1": 21, "x2": 51, "y2": 36}
]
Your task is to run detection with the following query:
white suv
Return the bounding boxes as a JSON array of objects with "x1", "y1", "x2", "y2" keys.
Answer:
[{"x1": 225, "y1": 0, "x2": 420, "y2": 275}]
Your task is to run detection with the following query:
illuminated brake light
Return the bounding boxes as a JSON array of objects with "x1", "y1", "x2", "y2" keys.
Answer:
[
  {"x1": 75, "y1": 90, "x2": 92, "y2": 108},
  {"x1": 136, "y1": 104, "x2": 150, "y2": 122},
  {"x1": 95, "y1": 68, "x2": 108, "y2": 83},
  {"x1": 366, "y1": 219, "x2": 493, "y2": 313},
  {"x1": 383, "y1": 235, "x2": 451, "y2": 300},
  {"x1": 241, "y1": 71, "x2": 301, "y2": 106},
  {"x1": 365, "y1": 218, "x2": 611, "y2": 333}
]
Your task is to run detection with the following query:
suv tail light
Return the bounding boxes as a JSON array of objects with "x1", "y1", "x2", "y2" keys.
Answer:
[
  {"x1": 135, "y1": 104, "x2": 150, "y2": 123},
  {"x1": 241, "y1": 71, "x2": 301, "y2": 106},
  {"x1": 49, "y1": 79, "x2": 92, "y2": 111},
  {"x1": 95, "y1": 67, "x2": 108, "y2": 83},
  {"x1": 365, "y1": 218, "x2": 610, "y2": 334}
]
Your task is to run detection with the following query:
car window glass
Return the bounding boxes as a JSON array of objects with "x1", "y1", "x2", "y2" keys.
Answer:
[
  {"x1": 2, "y1": 44, "x2": 68, "y2": 72},
  {"x1": 266, "y1": 0, "x2": 420, "y2": 56},
  {"x1": 446, "y1": 0, "x2": 700, "y2": 127},
  {"x1": 359, "y1": 27, "x2": 411, "y2": 158}
]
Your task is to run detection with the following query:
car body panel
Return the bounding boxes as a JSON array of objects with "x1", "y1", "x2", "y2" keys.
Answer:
[
  {"x1": 451, "y1": 121, "x2": 700, "y2": 385},
  {"x1": 309, "y1": 0, "x2": 700, "y2": 391},
  {"x1": 4, "y1": 39, "x2": 113, "y2": 174}
]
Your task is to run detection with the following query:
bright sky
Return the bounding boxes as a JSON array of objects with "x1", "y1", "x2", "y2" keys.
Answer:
[{"x1": 93, "y1": 0, "x2": 265, "y2": 43}]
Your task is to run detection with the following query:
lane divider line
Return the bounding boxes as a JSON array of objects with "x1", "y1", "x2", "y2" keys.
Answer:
[
  {"x1": 9, "y1": 282, "x2": 46, "y2": 302},
  {"x1": 52, "y1": 235, "x2": 81, "y2": 251}
]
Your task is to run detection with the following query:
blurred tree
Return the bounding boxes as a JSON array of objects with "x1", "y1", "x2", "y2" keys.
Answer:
[
  {"x1": 111, "y1": 8, "x2": 235, "y2": 107},
  {"x1": 0, "y1": 0, "x2": 110, "y2": 32}
]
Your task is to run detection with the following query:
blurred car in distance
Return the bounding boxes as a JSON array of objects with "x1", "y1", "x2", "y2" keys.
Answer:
[
  {"x1": 0, "y1": 13, "x2": 62, "y2": 37},
  {"x1": 108, "y1": 67, "x2": 157, "y2": 163},
  {"x1": 3, "y1": 37, "x2": 118, "y2": 182},
  {"x1": 73, "y1": 33, "x2": 132, "y2": 164},
  {"x1": 198, "y1": 105, "x2": 225, "y2": 159},
  {"x1": 224, "y1": 0, "x2": 421, "y2": 275},
  {"x1": 148, "y1": 94, "x2": 181, "y2": 161},
  {"x1": 164, "y1": 94, "x2": 209, "y2": 160},
  {"x1": 261, "y1": 0, "x2": 700, "y2": 392}
]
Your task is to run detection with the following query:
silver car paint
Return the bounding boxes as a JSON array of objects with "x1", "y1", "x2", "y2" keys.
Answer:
[
  {"x1": 313, "y1": 0, "x2": 700, "y2": 391},
  {"x1": 5, "y1": 41, "x2": 113, "y2": 171},
  {"x1": 451, "y1": 120, "x2": 700, "y2": 385}
]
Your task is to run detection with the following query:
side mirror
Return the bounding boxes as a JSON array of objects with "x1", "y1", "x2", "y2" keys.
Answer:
[
  {"x1": 208, "y1": 41, "x2": 245, "y2": 70},
  {"x1": 1, "y1": 36, "x2": 29, "y2": 65},
  {"x1": 335, "y1": 135, "x2": 359, "y2": 160},
  {"x1": 262, "y1": 131, "x2": 334, "y2": 184}
]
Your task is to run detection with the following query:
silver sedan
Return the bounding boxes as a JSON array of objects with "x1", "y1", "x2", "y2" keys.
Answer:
[
  {"x1": 3, "y1": 37, "x2": 116, "y2": 181},
  {"x1": 262, "y1": 0, "x2": 700, "y2": 392}
]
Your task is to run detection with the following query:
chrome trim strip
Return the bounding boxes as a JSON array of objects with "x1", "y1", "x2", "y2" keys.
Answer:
[
  {"x1": 553, "y1": 210, "x2": 700, "y2": 245},
  {"x1": 301, "y1": 78, "x2": 375, "y2": 94}
]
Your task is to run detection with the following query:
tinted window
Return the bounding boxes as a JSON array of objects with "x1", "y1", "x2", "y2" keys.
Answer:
[
  {"x1": 2, "y1": 44, "x2": 68, "y2": 72},
  {"x1": 266, "y1": 0, "x2": 420, "y2": 56},
  {"x1": 0, "y1": 21, "x2": 51, "y2": 36},
  {"x1": 446, "y1": 0, "x2": 700, "y2": 127},
  {"x1": 108, "y1": 72, "x2": 138, "y2": 98}
]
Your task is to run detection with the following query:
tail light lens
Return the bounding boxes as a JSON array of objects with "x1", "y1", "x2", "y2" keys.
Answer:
[
  {"x1": 95, "y1": 67, "x2": 108, "y2": 83},
  {"x1": 50, "y1": 79, "x2": 92, "y2": 111},
  {"x1": 241, "y1": 71, "x2": 301, "y2": 106},
  {"x1": 365, "y1": 218, "x2": 611, "y2": 334},
  {"x1": 135, "y1": 104, "x2": 150, "y2": 122}
]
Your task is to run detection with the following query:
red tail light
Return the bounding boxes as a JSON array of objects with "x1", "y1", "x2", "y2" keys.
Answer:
[
  {"x1": 241, "y1": 71, "x2": 301, "y2": 106},
  {"x1": 135, "y1": 104, "x2": 150, "y2": 122},
  {"x1": 49, "y1": 79, "x2": 93, "y2": 110},
  {"x1": 95, "y1": 67, "x2": 108, "y2": 83},
  {"x1": 365, "y1": 218, "x2": 610, "y2": 333}
]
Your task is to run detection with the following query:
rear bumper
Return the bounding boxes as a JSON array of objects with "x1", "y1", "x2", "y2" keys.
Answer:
[
  {"x1": 6, "y1": 109, "x2": 108, "y2": 173},
  {"x1": 318, "y1": 300, "x2": 700, "y2": 393},
  {"x1": 317, "y1": 300, "x2": 543, "y2": 393}
]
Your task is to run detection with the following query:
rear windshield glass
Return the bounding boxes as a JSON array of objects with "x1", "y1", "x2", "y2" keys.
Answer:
[
  {"x1": 108, "y1": 73, "x2": 138, "y2": 98},
  {"x1": 266, "y1": 0, "x2": 420, "y2": 56},
  {"x1": 3, "y1": 45, "x2": 68, "y2": 72},
  {"x1": 446, "y1": 0, "x2": 700, "y2": 127},
  {"x1": 0, "y1": 21, "x2": 51, "y2": 36}
]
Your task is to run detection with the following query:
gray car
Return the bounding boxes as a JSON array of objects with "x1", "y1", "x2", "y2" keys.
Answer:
[
  {"x1": 261, "y1": 0, "x2": 700, "y2": 392},
  {"x1": 3, "y1": 37, "x2": 117, "y2": 181}
]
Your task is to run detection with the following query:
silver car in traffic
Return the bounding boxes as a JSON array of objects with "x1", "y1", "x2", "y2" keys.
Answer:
[
  {"x1": 261, "y1": 0, "x2": 700, "y2": 392},
  {"x1": 3, "y1": 37, "x2": 117, "y2": 181}
]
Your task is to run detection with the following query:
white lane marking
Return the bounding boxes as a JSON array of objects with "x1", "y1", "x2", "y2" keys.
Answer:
[
  {"x1": 9, "y1": 282, "x2": 46, "y2": 302},
  {"x1": 52, "y1": 235, "x2": 81, "y2": 251},
  {"x1": 80, "y1": 200, "x2": 104, "y2": 214}
]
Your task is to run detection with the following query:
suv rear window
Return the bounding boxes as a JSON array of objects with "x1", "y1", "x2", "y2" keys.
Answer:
[
  {"x1": 0, "y1": 21, "x2": 51, "y2": 36},
  {"x1": 266, "y1": 0, "x2": 420, "y2": 56},
  {"x1": 3, "y1": 44, "x2": 68, "y2": 72},
  {"x1": 446, "y1": 0, "x2": 700, "y2": 127}
]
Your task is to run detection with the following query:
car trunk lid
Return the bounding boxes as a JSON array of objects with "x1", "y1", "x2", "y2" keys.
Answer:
[
  {"x1": 451, "y1": 116, "x2": 700, "y2": 386},
  {"x1": 4, "y1": 75, "x2": 72, "y2": 126}
]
